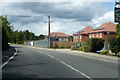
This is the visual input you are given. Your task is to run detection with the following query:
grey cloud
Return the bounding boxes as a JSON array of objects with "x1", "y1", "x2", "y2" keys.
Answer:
[{"x1": 3, "y1": 2, "x2": 106, "y2": 22}]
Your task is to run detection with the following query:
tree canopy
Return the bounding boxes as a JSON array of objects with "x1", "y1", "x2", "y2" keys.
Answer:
[{"x1": 1, "y1": 16, "x2": 45, "y2": 50}]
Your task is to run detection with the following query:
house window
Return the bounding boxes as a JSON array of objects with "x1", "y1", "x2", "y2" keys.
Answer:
[
  {"x1": 80, "y1": 35, "x2": 82, "y2": 39},
  {"x1": 89, "y1": 34, "x2": 91, "y2": 38},
  {"x1": 92, "y1": 33, "x2": 94, "y2": 37},
  {"x1": 97, "y1": 33, "x2": 98, "y2": 37},
  {"x1": 100, "y1": 33, "x2": 102, "y2": 37},
  {"x1": 74, "y1": 36, "x2": 75, "y2": 39},
  {"x1": 74, "y1": 36, "x2": 76, "y2": 39}
]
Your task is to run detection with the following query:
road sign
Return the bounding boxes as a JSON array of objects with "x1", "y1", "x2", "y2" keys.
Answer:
[{"x1": 115, "y1": 8, "x2": 120, "y2": 22}]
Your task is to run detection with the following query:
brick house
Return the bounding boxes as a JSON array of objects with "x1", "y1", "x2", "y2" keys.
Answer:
[
  {"x1": 50, "y1": 32, "x2": 71, "y2": 48},
  {"x1": 73, "y1": 26, "x2": 94, "y2": 43},
  {"x1": 89, "y1": 22, "x2": 116, "y2": 49},
  {"x1": 50, "y1": 32, "x2": 71, "y2": 41}
]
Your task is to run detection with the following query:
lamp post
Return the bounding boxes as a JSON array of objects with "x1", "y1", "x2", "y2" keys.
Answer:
[
  {"x1": 107, "y1": 32, "x2": 110, "y2": 53},
  {"x1": 55, "y1": 33, "x2": 57, "y2": 50}
]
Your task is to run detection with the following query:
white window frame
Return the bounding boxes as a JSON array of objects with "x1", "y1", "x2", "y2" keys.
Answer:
[
  {"x1": 80, "y1": 35, "x2": 82, "y2": 39},
  {"x1": 74, "y1": 36, "x2": 76, "y2": 39},
  {"x1": 100, "y1": 33, "x2": 102, "y2": 37},
  {"x1": 97, "y1": 33, "x2": 98, "y2": 37},
  {"x1": 89, "y1": 34, "x2": 91, "y2": 38},
  {"x1": 92, "y1": 33, "x2": 94, "y2": 37}
]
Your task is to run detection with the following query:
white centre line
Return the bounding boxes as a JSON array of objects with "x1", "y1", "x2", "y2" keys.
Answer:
[
  {"x1": 0, "y1": 48, "x2": 18, "y2": 69},
  {"x1": 60, "y1": 61, "x2": 94, "y2": 80},
  {"x1": 46, "y1": 54, "x2": 55, "y2": 59}
]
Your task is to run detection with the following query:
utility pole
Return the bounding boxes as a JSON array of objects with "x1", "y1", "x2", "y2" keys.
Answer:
[
  {"x1": 55, "y1": 32, "x2": 56, "y2": 50},
  {"x1": 107, "y1": 32, "x2": 110, "y2": 53},
  {"x1": 48, "y1": 16, "x2": 51, "y2": 47},
  {"x1": 78, "y1": 31, "x2": 80, "y2": 47}
]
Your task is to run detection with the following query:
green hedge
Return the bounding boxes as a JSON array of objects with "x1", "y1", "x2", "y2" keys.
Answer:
[
  {"x1": 85, "y1": 38, "x2": 105, "y2": 52},
  {"x1": 110, "y1": 37, "x2": 120, "y2": 54}
]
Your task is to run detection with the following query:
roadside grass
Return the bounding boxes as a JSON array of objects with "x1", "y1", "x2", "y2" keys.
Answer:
[{"x1": 71, "y1": 48, "x2": 120, "y2": 57}]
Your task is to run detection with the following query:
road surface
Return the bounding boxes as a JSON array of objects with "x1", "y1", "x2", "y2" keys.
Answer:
[{"x1": 2, "y1": 45, "x2": 118, "y2": 79}]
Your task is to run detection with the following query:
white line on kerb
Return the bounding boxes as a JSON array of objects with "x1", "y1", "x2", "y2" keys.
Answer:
[
  {"x1": 0, "y1": 48, "x2": 18, "y2": 69},
  {"x1": 46, "y1": 54, "x2": 55, "y2": 59},
  {"x1": 60, "y1": 61, "x2": 94, "y2": 80}
]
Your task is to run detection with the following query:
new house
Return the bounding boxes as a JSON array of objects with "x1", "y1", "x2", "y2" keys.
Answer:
[
  {"x1": 89, "y1": 22, "x2": 116, "y2": 42},
  {"x1": 73, "y1": 26, "x2": 94, "y2": 43},
  {"x1": 89, "y1": 22, "x2": 116, "y2": 49}
]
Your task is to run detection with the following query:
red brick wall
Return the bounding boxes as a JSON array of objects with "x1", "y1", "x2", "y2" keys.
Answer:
[
  {"x1": 52, "y1": 41, "x2": 71, "y2": 48},
  {"x1": 88, "y1": 32, "x2": 116, "y2": 42},
  {"x1": 73, "y1": 34, "x2": 89, "y2": 43},
  {"x1": 103, "y1": 32, "x2": 116, "y2": 42},
  {"x1": 81, "y1": 35, "x2": 89, "y2": 43},
  {"x1": 73, "y1": 35, "x2": 78, "y2": 42}
]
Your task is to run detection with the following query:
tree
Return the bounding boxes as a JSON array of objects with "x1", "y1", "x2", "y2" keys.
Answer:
[
  {"x1": 39, "y1": 34, "x2": 45, "y2": 40},
  {"x1": 1, "y1": 16, "x2": 13, "y2": 50},
  {"x1": 85, "y1": 38, "x2": 105, "y2": 52},
  {"x1": 110, "y1": 23, "x2": 120, "y2": 54}
]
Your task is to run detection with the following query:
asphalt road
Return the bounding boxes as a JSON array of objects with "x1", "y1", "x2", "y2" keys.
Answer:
[{"x1": 2, "y1": 45, "x2": 118, "y2": 79}]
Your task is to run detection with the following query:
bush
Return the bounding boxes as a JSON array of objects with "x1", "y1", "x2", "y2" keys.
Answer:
[
  {"x1": 110, "y1": 37, "x2": 120, "y2": 54},
  {"x1": 85, "y1": 38, "x2": 105, "y2": 52},
  {"x1": 78, "y1": 47, "x2": 82, "y2": 51},
  {"x1": 101, "y1": 50, "x2": 107, "y2": 54},
  {"x1": 71, "y1": 45, "x2": 78, "y2": 50},
  {"x1": 82, "y1": 45, "x2": 89, "y2": 52}
]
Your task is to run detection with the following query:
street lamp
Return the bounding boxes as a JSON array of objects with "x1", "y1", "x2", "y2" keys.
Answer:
[
  {"x1": 78, "y1": 31, "x2": 80, "y2": 47},
  {"x1": 55, "y1": 33, "x2": 57, "y2": 50},
  {"x1": 107, "y1": 32, "x2": 110, "y2": 53}
]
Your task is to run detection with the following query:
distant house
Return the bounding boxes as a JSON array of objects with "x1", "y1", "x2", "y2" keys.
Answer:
[
  {"x1": 50, "y1": 32, "x2": 71, "y2": 41},
  {"x1": 73, "y1": 26, "x2": 94, "y2": 43},
  {"x1": 50, "y1": 32, "x2": 71, "y2": 48},
  {"x1": 89, "y1": 22, "x2": 116, "y2": 49}
]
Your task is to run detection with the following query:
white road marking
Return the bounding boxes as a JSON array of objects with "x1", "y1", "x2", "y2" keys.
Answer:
[
  {"x1": 46, "y1": 54, "x2": 55, "y2": 59},
  {"x1": 0, "y1": 48, "x2": 18, "y2": 69},
  {"x1": 60, "y1": 61, "x2": 94, "y2": 80}
]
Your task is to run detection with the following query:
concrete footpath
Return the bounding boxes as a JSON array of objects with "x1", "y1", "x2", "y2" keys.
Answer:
[
  {"x1": 54, "y1": 49, "x2": 118, "y2": 63},
  {"x1": 31, "y1": 46, "x2": 118, "y2": 63}
]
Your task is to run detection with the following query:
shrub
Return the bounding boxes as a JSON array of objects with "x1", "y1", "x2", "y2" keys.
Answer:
[
  {"x1": 78, "y1": 47, "x2": 82, "y2": 51},
  {"x1": 82, "y1": 46, "x2": 89, "y2": 52},
  {"x1": 101, "y1": 50, "x2": 107, "y2": 54},
  {"x1": 71, "y1": 45, "x2": 78, "y2": 50},
  {"x1": 110, "y1": 37, "x2": 120, "y2": 54},
  {"x1": 85, "y1": 38, "x2": 105, "y2": 52}
]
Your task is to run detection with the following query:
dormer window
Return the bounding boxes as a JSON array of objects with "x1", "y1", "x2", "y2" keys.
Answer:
[{"x1": 94, "y1": 27, "x2": 104, "y2": 31}]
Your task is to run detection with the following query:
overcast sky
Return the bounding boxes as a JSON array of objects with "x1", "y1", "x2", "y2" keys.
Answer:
[{"x1": 0, "y1": 0, "x2": 115, "y2": 36}]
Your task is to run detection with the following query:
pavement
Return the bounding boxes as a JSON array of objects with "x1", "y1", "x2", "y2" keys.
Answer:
[
  {"x1": 2, "y1": 44, "x2": 119, "y2": 79},
  {"x1": 32, "y1": 47, "x2": 118, "y2": 63}
]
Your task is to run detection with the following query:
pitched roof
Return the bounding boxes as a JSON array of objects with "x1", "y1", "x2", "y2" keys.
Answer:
[
  {"x1": 73, "y1": 26, "x2": 94, "y2": 35},
  {"x1": 89, "y1": 22, "x2": 116, "y2": 33},
  {"x1": 50, "y1": 32, "x2": 70, "y2": 37}
]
